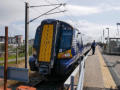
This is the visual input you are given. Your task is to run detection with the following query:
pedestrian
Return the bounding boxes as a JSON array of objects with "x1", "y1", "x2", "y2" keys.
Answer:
[{"x1": 91, "y1": 40, "x2": 96, "y2": 55}]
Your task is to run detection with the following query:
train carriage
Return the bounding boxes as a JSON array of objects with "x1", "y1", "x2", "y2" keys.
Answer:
[{"x1": 29, "y1": 19, "x2": 84, "y2": 75}]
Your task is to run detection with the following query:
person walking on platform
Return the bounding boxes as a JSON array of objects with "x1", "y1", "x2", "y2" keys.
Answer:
[{"x1": 91, "y1": 40, "x2": 96, "y2": 55}]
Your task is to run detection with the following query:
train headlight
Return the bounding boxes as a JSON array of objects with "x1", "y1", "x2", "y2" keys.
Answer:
[
  {"x1": 57, "y1": 49, "x2": 72, "y2": 59},
  {"x1": 64, "y1": 53, "x2": 70, "y2": 57}
]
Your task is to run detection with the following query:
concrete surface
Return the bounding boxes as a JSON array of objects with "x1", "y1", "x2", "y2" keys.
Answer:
[
  {"x1": 83, "y1": 49, "x2": 104, "y2": 90},
  {"x1": 83, "y1": 46, "x2": 117, "y2": 90},
  {"x1": 102, "y1": 51, "x2": 120, "y2": 89}
]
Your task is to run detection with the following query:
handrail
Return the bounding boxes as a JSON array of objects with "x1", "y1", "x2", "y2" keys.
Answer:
[
  {"x1": 64, "y1": 49, "x2": 90, "y2": 90},
  {"x1": 77, "y1": 51, "x2": 89, "y2": 90}
]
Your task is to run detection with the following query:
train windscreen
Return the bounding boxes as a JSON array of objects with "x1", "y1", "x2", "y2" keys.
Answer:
[{"x1": 59, "y1": 30, "x2": 73, "y2": 51}]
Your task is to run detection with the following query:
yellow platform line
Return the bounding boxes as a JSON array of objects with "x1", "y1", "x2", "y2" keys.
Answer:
[{"x1": 97, "y1": 46, "x2": 117, "y2": 89}]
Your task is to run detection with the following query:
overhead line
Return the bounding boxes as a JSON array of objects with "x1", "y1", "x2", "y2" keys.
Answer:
[
  {"x1": 44, "y1": 0, "x2": 67, "y2": 19},
  {"x1": 53, "y1": 0, "x2": 81, "y2": 28},
  {"x1": 29, "y1": 3, "x2": 65, "y2": 8},
  {"x1": 44, "y1": 0, "x2": 80, "y2": 29},
  {"x1": 29, "y1": 4, "x2": 63, "y2": 23},
  {"x1": 45, "y1": 10, "x2": 67, "y2": 15}
]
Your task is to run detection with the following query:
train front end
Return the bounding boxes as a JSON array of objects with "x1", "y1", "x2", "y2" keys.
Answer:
[
  {"x1": 29, "y1": 19, "x2": 84, "y2": 76},
  {"x1": 29, "y1": 19, "x2": 58, "y2": 75}
]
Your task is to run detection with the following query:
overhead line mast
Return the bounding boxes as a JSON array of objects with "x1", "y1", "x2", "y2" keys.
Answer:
[{"x1": 25, "y1": 2, "x2": 29, "y2": 68}]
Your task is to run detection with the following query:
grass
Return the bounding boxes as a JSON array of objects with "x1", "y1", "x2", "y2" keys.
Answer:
[
  {"x1": 0, "y1": 55, "x2": 16, "y2": 61},
  {"x1": 0, "y1": 53, "x2": 25, "y2": 61},
  {"x1": 0, "y1": 45, "x2": 32, "y2": 61},
  {"x1": 0, "y1": 59, "x2": 25, "y2": 66},
  {"x1": 19, "y1": 53, "x2": 25, "y2": 57}
]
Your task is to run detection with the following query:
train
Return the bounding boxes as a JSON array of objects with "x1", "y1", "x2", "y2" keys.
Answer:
[{"x1": 29, "y1": 19, "x2": 89, "y2": 76}]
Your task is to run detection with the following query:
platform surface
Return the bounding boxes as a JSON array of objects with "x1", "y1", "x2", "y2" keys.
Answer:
[{"x1": 83, "y1": 46, "x2": 117, "y2": 90}]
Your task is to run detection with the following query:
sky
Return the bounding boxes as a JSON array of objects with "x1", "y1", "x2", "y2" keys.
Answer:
[{"x1": 0, "y1": 0, "x2": 120, "y2": 42}]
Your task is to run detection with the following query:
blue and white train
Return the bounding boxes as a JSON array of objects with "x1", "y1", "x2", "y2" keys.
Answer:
[{"x1": 29, "y1": 19, "x2": 87, "y2": 76}]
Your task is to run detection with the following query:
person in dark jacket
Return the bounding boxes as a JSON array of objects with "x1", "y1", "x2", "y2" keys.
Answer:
[{"x1": 91, "y1": 40, "x2": 96, "y2": 55}]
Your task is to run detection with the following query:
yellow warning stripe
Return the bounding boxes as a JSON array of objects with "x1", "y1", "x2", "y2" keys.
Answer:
[{"x1": 97, "y1": 46, "x2": 117, "y2": 89}]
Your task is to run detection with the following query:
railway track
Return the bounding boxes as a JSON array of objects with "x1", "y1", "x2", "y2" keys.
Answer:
[
  {"x1": 27, "y1": 66, "x2": 76, "y2": 90},
  {"x1": 27, "y1": 74, "x2": 66, "y2": 90},
  {"x1": 35, "y1": 76, "x2": 65, "y2": 90},
  {"x1": 29, "y1": 76, "x2": 46, "y2": 87},
  {"x1": 26, "y1": 49, "x2": 91, "y2": 90}
]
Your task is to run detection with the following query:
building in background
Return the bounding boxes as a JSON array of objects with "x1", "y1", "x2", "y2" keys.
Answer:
[
  {"x1": 8, "y1": 37, "x2": 16, "y2": 44},
  {"x1": 0, "y1": 35, "x2": 23, "y2": 45},
  {"x1": 0, "y1": 36, "x2": 5, "y2": 43},
  {"x1": 15, "y1": 35, "x2": 23, "y2": 46}
]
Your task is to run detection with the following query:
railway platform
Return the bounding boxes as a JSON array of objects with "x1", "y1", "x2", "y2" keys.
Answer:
[{"x1": 83, "y1": 46, "x2": 118, "y2": 90}]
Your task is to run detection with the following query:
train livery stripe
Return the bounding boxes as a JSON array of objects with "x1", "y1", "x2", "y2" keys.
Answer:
[
  {"x1": 97, "y1": 47, "x2": 117, "y2": 89},
  {"x1": 38, "y1": 24, "x2": 54, "y2": 62}
]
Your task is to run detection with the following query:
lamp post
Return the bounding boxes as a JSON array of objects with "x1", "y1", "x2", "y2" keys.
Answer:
[
  {"x1": 116, "y1": 23, "x2": 120, "y2": 36},
  {"x1": 106, "y1": 28, "x2": 109, "y2": 40},
  {"x1": 106, "y1": 28, "x2": 110, "y2": 53},
  {"x1": 103, "y1": 29, "x2": 104, "y2": 44}
]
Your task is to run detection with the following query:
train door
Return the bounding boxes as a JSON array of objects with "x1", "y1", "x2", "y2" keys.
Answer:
[
  {"x1": 37, "y1": 23, "x2": 57, "y2": 75},
  {"x1": 38, "y1": 24, "x2": 54, "y2": 62}
]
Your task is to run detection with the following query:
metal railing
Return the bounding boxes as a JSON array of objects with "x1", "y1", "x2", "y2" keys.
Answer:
[
  {"x1": 77, "y1": 55, "x2": 88, "y2": 90},
  {"x1": 70, "y1": 51, "x2": 89, "y2": 90},
  {"x1": 64, "y1": 49, "x2": 90, "y2": 90}
]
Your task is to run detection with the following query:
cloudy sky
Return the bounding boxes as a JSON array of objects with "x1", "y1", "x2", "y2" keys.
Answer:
[{"x1": 0, "y1": 0, "x2": 120, "y2": 42}]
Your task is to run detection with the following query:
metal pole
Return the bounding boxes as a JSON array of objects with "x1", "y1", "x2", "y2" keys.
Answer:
[
  {"x1": 106, "y1": 28, "x2": 110, "y2": 53},
  {"x1": 101, "y1": 36, "x2": 102, "y2": 43},
  {"x1": 71, "y1": 76, "x2": 74, "y2": 90},
  {"x1": 108, "y1": 28, "x2": 109, "y2": 40},
  {"x1": 108, "y1": 28, "x2": 110, "y2": 52},
  {"x1": 16, "y1": 46, "x2": 18, "y2": 64},
  {"x1": 117, "y1": 23, "x2": 120, "y2": 36},
  {"x1": 25, "y1": 2, "x2": 29, "y2": 68},
  {"x1": 4, "y1": 26, "x2": 8, "y2": 90},
  {"x1": 117, "y1": 24, "x2": 118, "y2": 36},
  {"x1": 103, "y1": 29, "x2": 104, "y2": 43}
]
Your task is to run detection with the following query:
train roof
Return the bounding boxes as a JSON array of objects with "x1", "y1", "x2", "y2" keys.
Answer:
[{"x1": 41, "y1": 19, "x2": 74, "y2": 29}]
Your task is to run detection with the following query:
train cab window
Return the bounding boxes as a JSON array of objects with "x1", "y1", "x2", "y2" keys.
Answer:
[{"x1": 59, "y1": 30, "x2": 73, "y2": 51}]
